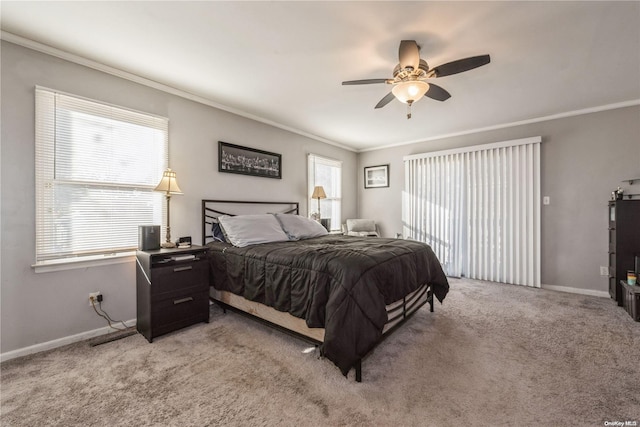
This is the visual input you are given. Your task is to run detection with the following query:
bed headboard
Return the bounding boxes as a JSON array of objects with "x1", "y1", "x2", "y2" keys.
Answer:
[{"x1": 202, "y1": 200, "x2": 299, "y2": 245}]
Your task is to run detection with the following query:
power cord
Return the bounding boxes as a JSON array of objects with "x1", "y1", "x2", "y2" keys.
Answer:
[{"x1": 89, "y1": 296, "x2": 132, "y2": 331}]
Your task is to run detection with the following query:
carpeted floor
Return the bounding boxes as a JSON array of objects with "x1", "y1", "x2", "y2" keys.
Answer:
[{"x1": 1, "y1": 278, "x2": 639, "y2": 426}]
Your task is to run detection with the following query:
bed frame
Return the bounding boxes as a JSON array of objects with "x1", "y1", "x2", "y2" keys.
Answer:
[{"x1": 201, "y1": 199, "x2": 434, "y2": 382}]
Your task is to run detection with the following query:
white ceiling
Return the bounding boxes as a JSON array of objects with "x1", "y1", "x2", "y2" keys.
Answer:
[{"x1": 2, "y1": 1, "x2": 639, "y2": 151}]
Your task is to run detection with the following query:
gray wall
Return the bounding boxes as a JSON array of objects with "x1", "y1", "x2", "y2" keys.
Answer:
[
  {"x1": 0, "y1": 41, "x2": 357, "y2": 354},
  {"x1": 2, "y1": 38, "x2": 638, "y2": 356},
  {"x1": 357, "y1": 106, "x2": 640, "y2": 293}
]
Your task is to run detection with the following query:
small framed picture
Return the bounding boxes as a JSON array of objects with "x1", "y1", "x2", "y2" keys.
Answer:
[{"x1": 364, "y1": 164, "x2": 389, "y2": 188}]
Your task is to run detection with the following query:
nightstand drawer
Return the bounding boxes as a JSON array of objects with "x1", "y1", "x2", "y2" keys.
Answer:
[
  {"x1": 151, "y1": 260, "x2": 208, "y2": 295},
  {"x1": 152, "y1": 290, "x2": 209, "y2": 331}
]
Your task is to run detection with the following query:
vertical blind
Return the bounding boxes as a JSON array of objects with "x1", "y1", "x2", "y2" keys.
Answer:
[
  {"x1": 35, "y1": 87, "x2": 168, "y2": 263},
  {"x1": 308, "y1": 154, "x2": 342, "y2": 231},
  {"x1": 403, "y1": 137, "x2": 541, "y2": 287}
]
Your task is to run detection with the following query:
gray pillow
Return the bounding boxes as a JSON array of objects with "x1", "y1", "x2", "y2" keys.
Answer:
[
  {"x1": 275, "y1": 214, "x2": 328, "y2": 240},
  {"x1": 218, "y1": 214, "x2": 289, "y2": 247}
]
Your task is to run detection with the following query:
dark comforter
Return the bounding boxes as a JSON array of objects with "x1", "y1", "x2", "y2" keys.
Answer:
[{"x1": 207, "y1": 235, "x2": 449, "y2": 375}]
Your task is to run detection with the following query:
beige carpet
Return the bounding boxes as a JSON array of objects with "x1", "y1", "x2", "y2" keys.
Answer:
[{"x1": 1, "y1": 278, "x2": 639, "y2": 426}]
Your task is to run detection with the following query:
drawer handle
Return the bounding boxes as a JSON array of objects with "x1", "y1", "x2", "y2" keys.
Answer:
[
  {"x1": 174, "y1": 297, "x2": 194, "y2": 305},
  {"x1": 173, "y1": 266, "x2": 193, "y2": 272}
]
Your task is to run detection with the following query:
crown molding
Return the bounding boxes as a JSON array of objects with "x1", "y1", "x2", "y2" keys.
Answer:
[
  {"x1": 3, "y1": 31, "x2": 637, "y2": 155},
  {"x1": 358, "y1": 99, "x2": 640, "y2": 153},
  {"x1": 1, "y1": 31, "x2": 355, "y2": 152}
]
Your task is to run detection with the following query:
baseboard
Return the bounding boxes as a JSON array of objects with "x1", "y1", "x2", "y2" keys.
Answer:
[
  {"x1": 541, "y1": 284, "x2": 609, "y2": 298},
  {"x1": 0, "y1": 319, "x2": 136, "y2": 363},
  {"x1": 0, "y1": 284, "x2": 609, "y2": 362}
]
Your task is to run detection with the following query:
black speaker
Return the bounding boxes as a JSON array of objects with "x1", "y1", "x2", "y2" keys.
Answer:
[{"x1": 138, "y1": 225, "x2": 160, "y2": 250}]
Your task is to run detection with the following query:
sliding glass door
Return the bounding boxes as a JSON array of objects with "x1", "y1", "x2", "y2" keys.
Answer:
[{"x1": 403, "y1": 137, "x2": 541, "y2": 287}]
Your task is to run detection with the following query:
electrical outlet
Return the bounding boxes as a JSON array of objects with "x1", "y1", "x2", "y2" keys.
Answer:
[
  {"x1": 600, "y1": 266, "x2": 609, "y2": 276},
  {"x1": 89, "y1": 292, "x2": 102, "y2": 306}
]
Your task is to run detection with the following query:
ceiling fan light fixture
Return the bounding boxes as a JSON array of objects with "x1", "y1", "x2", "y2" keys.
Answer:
[{"x1": 392, "y1": 81, "x2": 429, "y2": 104}]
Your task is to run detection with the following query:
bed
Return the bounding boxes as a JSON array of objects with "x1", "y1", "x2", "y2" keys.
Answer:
[{"x1": 202, "y1": 200, "x2": 449, "y2": 381}]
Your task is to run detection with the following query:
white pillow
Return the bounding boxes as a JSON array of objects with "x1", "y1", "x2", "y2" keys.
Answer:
[
  {"x1": 218, "y1": 214, "x2": 289, "y2": 248},
  {"x1": 275, "y1": 214, "x2": 328, "y2": 240},
  {"x1": 346, "y1": 219, "x2": 376, "y2": 232}
]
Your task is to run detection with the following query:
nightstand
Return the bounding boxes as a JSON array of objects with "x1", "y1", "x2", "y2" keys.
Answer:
[{"x1": 136, "y1": 245, "x2": 210, "y2": 342}]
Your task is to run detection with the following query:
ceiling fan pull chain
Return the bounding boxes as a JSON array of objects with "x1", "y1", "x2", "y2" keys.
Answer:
[{"x1": 407, "y1": 102, "x2": 412, "y2": 119}]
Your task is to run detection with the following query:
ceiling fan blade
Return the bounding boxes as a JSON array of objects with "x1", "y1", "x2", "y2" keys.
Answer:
[
  {"x1": 399, "y1": 40, "x2": 420, "y2": 70},
  {"x1": 375, "y1": 92, "x2": 396, "y2": 109},
  {"x1": 424, "y1": 83, "x2": 451, "y2": 101},
  {"x1": 342, "y1": 79, "x2": 389, "y2": 85},
  {"x1": 430, "y1": 55, "x2": 490, "y2": 78}
]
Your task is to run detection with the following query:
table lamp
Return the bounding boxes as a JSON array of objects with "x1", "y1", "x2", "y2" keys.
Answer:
[
  {"x1": 154, "y1": 168, "x2": 183, "y2": 248},
  {"x1": 311, "y1": 186, "x2": 326, "y2": 219}
]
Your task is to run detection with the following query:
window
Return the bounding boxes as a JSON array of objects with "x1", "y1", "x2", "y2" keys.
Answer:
[
  {"x1": 35, "y1": 87, "x2": 168, "y2": 266},
  {"x1": 308, "y1": 154, "x2": 342, "y2": 232}
]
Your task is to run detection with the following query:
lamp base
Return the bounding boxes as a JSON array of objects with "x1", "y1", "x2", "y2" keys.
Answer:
[{"x1": 160, "y1": 241, "x2": 177, "y2": 248}]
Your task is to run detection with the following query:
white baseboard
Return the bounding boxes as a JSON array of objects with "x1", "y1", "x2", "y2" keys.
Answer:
[
  {"x1": 1, "y1": 319, "x2": 136, "y2": 363},
  {"x1": 541, "y1": 284, "x2": 609, "y2": 298}
]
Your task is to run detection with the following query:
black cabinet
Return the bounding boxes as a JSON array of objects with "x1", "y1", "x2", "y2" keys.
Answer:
[
  {"x1": 608, "y1": 200, "x2": 640, "y2": 306},
  {"x1": 620, "y1": 280, "x2": 640, "y2": 321},
  {"x1": 136, "y1": 246, "x2": 210, "y2": 342}
]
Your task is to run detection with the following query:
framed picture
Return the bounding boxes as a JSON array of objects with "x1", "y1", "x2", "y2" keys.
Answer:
[
  {"x1": 218, "y1": 141, "x2": 282, "y2": 179},
  {"x1": 364, "y1": 164, "x2": 389, "y2": 188}
]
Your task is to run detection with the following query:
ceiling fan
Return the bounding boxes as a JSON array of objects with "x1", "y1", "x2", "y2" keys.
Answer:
[{"x1": 342, "y1": 40, "x2": 490, "y2": 119}]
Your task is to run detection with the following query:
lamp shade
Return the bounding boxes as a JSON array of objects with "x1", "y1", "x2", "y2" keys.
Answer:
[
  {"x1": 311, "y1": 186, "x2": 327, "y2": 199},
  {"x1": 154, "y1": 168, "x2": 183, "y2": 195},
  {"x1": 392, "y1": 81, "x2": 430, "y2": 104}
]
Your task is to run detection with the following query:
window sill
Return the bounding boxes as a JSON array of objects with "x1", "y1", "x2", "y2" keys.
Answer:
[{"x1": 32, "y1": 251, "x2": 136, "y2": 273}]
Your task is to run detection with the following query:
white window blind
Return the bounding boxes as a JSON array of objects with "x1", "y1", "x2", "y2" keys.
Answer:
[
  {"x1": 308, "y1": 154, "x2": 342, "y2": 231},
  {"x1": 403, "y1": 137, "x2": 541, "y2": 287},
  {"x1": 404, "y1": 151, "x2": 466, "y2": 277},
  {"x1": 35, "y1": 87, "x2": 168, "y2": 264}
]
